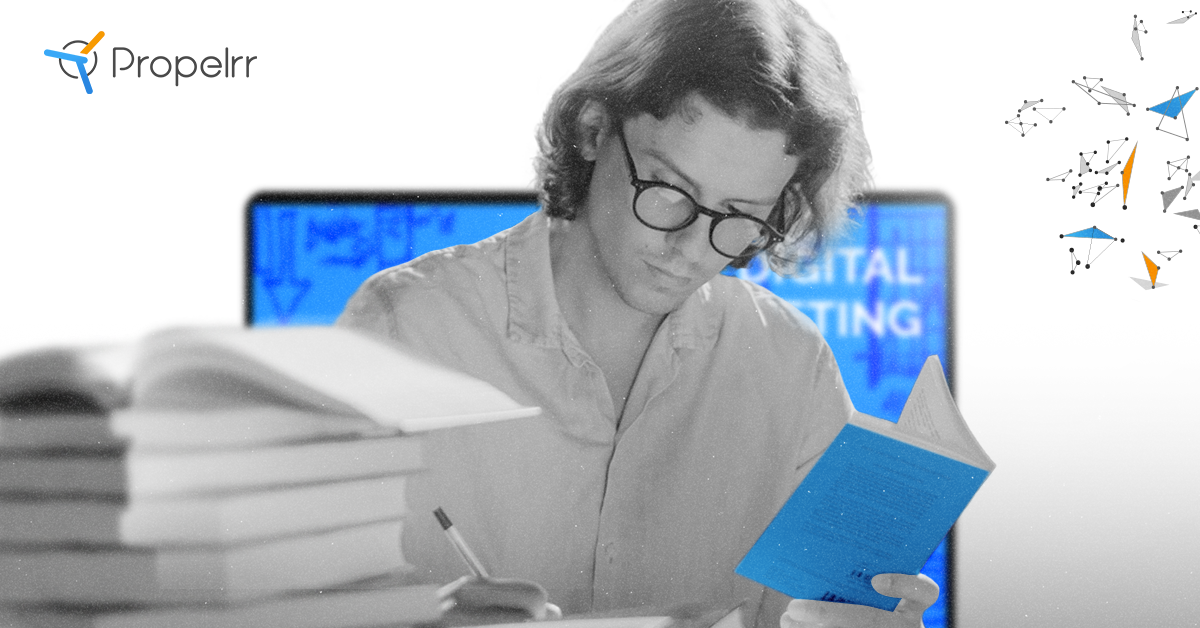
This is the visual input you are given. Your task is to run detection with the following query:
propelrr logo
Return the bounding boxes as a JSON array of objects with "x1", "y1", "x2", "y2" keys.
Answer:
[
  {"x1": 42, "y1": 32, "x2": 259, "y2": 93},
  {"x1": 44, "y1": 31, "x2": 105, "y2": 94}
]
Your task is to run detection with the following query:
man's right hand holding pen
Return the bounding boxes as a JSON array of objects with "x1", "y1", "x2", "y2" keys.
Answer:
[{"x1": 434, "y1": 507, "x2": 563, "y2": 621}]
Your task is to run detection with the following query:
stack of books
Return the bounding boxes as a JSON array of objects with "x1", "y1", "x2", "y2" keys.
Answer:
[{"x1": 0, "y1": 326, "x2": 540, "y2": 628}]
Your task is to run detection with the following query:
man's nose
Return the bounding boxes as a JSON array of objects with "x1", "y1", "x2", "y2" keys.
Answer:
[{"x1": 666, "y1": 213, "x2": 716, "y2": 262}]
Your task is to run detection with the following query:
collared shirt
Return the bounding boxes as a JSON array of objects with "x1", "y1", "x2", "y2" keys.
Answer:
[{"x1": 336, "y1": 212, "x2": 852, "y2": 626}]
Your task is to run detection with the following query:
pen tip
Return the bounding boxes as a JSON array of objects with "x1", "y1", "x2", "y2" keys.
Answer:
[{"x1": 433, "y1": 507, "x2": 452, "y2": 530}]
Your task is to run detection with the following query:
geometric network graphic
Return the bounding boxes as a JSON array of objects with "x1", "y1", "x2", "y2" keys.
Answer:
[
  {"x1": 1166, "y1": 155, "x2": 1190, "y2": 179},
  {"x1": 1147, "y1": 86, "x2": 1197, "y2": 140},
  {"x1": 1072, "y1": 76, "x2": 1136, "y2": 114},
  {"x1": 1131, "y1": 15, "x2": 1148, "y2": 60},
  {"x1": 1060, "y1": 226, "x2": 1124, "y2": 273},
  {"x1": 1167, "y1": 10, "x2": 1197, "y2": 24},
  {"x1": 1163, "y1": 185, "x2": 1185, "y2": 212},
  {"x1": 1133, "y1": 251, "x2": 1164, "y2": 289},
  {"x1": 1122, "y1": 142, "x2": 1138, "y2": 209},
  {"x1": 1006, "y1": 99, "x2": 1065, "y2": 137},
  {"x1": 1012, "y1": 11, "x2": 1199, "y2": 290}
]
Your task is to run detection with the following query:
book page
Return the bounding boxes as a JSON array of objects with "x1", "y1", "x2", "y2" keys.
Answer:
[
  {"x1": 896, "y1": 356, "x2": 993, "y2": 471},
  {"x1": 133, "y1": 327, "x2": 541, "y2": 432}
]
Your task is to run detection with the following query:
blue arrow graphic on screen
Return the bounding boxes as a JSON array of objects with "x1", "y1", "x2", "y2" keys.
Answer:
[{"x1": 260, "y1": 211, "x2": 313, "y2": 323}]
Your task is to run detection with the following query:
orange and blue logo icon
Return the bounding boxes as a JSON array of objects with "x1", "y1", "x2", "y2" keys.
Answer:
[{"x1": 45, "y1": 31, "x2": 105, "y2": 94}]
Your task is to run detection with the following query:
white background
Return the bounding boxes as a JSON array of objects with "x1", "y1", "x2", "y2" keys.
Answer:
[{"x1": 3, "y1": 1, "x2": 1198, "y2": 626}]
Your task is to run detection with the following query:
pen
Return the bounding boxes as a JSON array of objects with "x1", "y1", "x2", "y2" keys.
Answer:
[{"x1": 433, "y1": 507, "x2": 490, "y2": 579}]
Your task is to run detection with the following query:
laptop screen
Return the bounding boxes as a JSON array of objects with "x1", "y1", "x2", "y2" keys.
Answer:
[
  {"x1": 247, "y1": 192, "x2": 541, "y2": 327},
  {"x1": 245, "y1": 190, "x2": 955, "y2": 627}
]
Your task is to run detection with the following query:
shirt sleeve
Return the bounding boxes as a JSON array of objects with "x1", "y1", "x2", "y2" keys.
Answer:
[
  {"x1": 792, "y1": 337, "x2": 853, "y2": 479},
  {"x1": 335, "y1": 272, "x2": 403, "y2": 342}
]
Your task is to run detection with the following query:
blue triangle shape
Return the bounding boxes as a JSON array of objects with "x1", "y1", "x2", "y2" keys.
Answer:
[
  {"x1": 1148, "y1": 88, "x2": 1196, "y2": 117},
  {"x1": 1064, "y1": 227, "x2": 1114, "y2": 239}
]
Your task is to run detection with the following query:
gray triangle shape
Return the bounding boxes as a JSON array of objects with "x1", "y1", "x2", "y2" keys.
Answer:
[{"x1": 1163, "y1": 186, "x2": 1184, "y2": 210}]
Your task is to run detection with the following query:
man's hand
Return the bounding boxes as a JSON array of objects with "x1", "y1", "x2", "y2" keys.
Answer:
[
  {"x1": 780, "y1": 573, "x2": 939, "y2": 628},
  {"x1": 438, "y1": 575, "x2": 563, "y2": 621}
]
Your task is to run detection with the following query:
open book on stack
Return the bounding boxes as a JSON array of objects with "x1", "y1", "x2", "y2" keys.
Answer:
[{"x1": 0, "y1": 326, "x2": 539, "y2": 627}]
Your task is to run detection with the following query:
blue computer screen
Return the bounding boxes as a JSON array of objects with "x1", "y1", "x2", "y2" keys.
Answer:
[{"x1": 247, "y1": 192, "x2": 953, "y2": 627}]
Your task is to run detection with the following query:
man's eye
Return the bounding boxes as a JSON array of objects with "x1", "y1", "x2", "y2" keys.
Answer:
[{"x1": 647, "y1": 173, "x2": 677, "y2": 188}]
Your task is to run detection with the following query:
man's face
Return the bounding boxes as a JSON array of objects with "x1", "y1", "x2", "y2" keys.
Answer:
[{"x1": 578, "y1": 94, "x2": 800, "y2": 317}]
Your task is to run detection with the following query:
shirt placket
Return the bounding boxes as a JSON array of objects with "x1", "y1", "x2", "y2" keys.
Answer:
[{"x1": 591, "y1": 318, "x2": 683, "y2": 609}]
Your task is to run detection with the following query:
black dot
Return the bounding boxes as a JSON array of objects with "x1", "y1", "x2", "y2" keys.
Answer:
[
  {"x1": 1121, "y1": 238, "x2": 1125, "y2": 242},
  {"x1": 1085, "y1": 264, "x2": 1091, "y2": 268}
]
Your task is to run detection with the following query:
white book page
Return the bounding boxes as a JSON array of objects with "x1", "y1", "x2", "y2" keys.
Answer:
[
  {"x1": 895, "y1": 356, "x2": 994, "y2": 471},
  {"x1": 133, "y1": 327, "x2": 540, "y2": 432}
]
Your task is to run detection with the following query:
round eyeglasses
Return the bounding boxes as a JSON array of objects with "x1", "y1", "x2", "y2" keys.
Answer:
[{"x1": 616, "y1": 127, "x2": 786, "y2": 259}]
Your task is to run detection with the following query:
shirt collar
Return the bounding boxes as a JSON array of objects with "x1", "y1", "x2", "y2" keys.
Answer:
[
  {"x1": 504, "y1": 212, "x2": 569, "y2": 349},
  {"x1": 504, "y1": 211, "x2": 722, "y2": 353}
]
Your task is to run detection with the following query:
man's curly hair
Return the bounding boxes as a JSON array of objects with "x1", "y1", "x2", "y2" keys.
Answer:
[{"x1": 534, "y1": 0, "x2": 871, "y2": 274}]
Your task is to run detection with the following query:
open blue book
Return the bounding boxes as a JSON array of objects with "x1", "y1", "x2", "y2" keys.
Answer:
[{"x1": 735, "y1": 356, "x2": 995, "y2": 611}]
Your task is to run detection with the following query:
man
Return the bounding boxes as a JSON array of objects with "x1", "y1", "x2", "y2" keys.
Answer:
[{"x1": 337, "y1": 0, "x2": 938, "y2": 626}]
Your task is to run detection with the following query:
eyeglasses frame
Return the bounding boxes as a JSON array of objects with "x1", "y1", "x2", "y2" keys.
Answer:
[{"x1": 615, "y1": 125, "x2": 787, "y2": 260}]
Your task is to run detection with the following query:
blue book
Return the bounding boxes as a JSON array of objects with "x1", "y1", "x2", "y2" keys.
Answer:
[{"x1": 735, "y1": 356, "x2": 995, "y2": 611}]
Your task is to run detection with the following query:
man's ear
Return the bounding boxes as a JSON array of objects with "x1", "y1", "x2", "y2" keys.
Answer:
[{"x1": 576, "y1": 100, "x2": 610, "y2": 162}]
